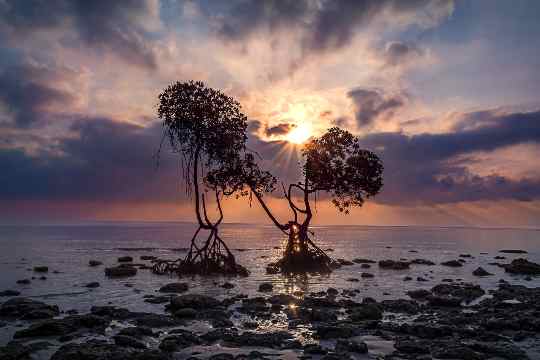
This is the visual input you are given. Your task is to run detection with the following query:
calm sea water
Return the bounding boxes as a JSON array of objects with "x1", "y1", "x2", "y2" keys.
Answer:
[
  {"x1": 0, "y1": 222, "x2": 539, "y2": 349},
  {"x1": 1, "y1": 222, "x2": 539, "y2": 314}
]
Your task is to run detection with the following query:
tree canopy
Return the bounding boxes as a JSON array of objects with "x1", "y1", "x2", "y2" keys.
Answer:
[{"x1": 302, "y1": 127, "x2": 383, "y2": 213}]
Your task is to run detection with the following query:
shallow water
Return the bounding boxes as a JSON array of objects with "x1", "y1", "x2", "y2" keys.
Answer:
[{"x1": 1, "y1": 222, "x2": 539, "y2": 347}]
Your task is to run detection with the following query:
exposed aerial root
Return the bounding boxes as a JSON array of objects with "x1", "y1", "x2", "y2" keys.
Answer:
[
  {"x1": 267, "y1": 230, "x2": 340, "y2": 274},
  {"x1": 152, "y1": 229, "x2": 249, "y2": 277}
]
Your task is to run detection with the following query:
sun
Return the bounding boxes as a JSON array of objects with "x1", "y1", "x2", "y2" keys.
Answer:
[{"x1": 286, "y1": 123, "x2": 313, "y2": 144}]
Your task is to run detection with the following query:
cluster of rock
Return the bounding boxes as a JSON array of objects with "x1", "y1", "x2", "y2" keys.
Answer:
[{"x1": 1, "y1": 251, "x2": 539, "y2": 360}]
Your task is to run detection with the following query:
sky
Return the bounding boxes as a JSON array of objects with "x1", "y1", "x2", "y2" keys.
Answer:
[{"x1": 1, "y1": 0, "x2": 540, "y2": 227}]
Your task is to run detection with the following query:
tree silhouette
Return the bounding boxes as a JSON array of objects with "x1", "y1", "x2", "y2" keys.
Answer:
[
  {"x1": 153, "y1": 81, "x2": 252, "y2": 276},
  {"x1": 247, "y1": 127, "x2": 384, "y2": 273}
]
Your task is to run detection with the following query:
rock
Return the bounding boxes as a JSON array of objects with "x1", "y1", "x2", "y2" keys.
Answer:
[
  {"x1": 85, "y1": 282, "x2": 100, "y2": 288},
  {"x1": 350, "y1": 303, "x2": 382, "y2": 321},
  {"x1": 459, "y1": 254, "x2": 472, "y2": 258},
  {"x1": 117, "y1": 326, "x2": 155, "y2": 338},
  {"x1": 169, "y1": 294, "x2": 220, "y2": 311},
  {"x1": 411, "y1": 258, "x2": 436, "y2": 265},
  {"x1": 221, "y1": 282, "x2": 235, "y2": 289},
  {"x1": 209, "y1": 354, "x2": 234, "y2": 360},
  {"x1": 0, "y1": 290, "x2": 20, "y2": 297},
  {"x1": 378, "y1": 260, "x2": 410, "y2": 270},
  {"x1": 427, "y1": 295, "x2": 462, "y2": 307},
  {"x1": 51, "y1": 340, "x2": 167, "y2": 360},
  {"x1": 441, "y1": 260, "x2": 463, "y2": 267},
  {"x1": 407, "y1": 289, "x2": 431, "y2": 299},
  {"x1": 347, "y1": 277, "x2": 359, "y2": 282},
  {"x1": 327, "y1": 287, "x2": 339, "y2": 296},
  {"x1": 114, "y1": 335, "x2": 147, "y2": 349},
  {"x1": 33, "y1": 266, "x2": 48, "y2": 272},
  {"x1": 494, "y1": 255, "x2": 506, "y2": 260},
  {"x1": 133, "y1": 313, "x2": 180, "y2": 328},
  {"x1": 158, "y1": 283, "x2": 188, "y2": 293},
  {"x1": 394, "y1": 339, "x2": 430, "y2": 354},
  {"x1": 140, "y1": 255, "x2": 156, "y2": 261},
  {"x1": 258, "y1": 283, "x2": 273, "y2": 292},
  {"x1": 173, "y1": 308, "x2": 197, "y2": 319},
  {"x1": 14, "y1": 314, "x2": 108, "y2": 338},
  {"x1": 503, "y1": 258, "x2": 540, "y2": 275},
  {"x1": 105, "y1": 265, "x2": 137, "y2": 277},
  {"x1": 338, "y1": 259, "x2": 354, "y2": 266},
  {"x1": 118, "y1": 256, "x2": 133, "y2": 262},
  {"x1": 353, "y1": 258, "x2": 376, "y2": 264},
  {"x1": 431, "y1": 344, "x2": 483, "y2": 360},
  {"x1": 89, "y1": 260, "x2": 102, "y2": 267},
  {"x1": 16, "y1": 279, "x2": 30, "y2": 285},
  {"x1": 335, "y1": 339, "x2": 368, "y2": 353},
  {"x1": 403, "y1": 276, "x2": 412, "y2": 281},
  {"x1": 0, "y1": 341, "x2": 40, "y2": 360},
  {"x1": 361, "y1": 272, "x2": 374, "y2": 278},
  {"x1": 0, "y1": 298, "x2": 60, "y2": 320},
  {"x1": 243, "y1": 321, "x2": 258, "y2": 329},
  {"x1": 432, "y1": 283, "x2": 485, "y2": 303},
  {"x1": 499, "y1": 249, "x2": 527, "y2": 254},
  {"x1": 228, "y1": 331, "x2": 295, "y2": 348},
  {"x1": 382, "y1": 299, "x2": 419, "y2": 314},
  {"x1": 304, "y1": 344, "x2": 327, "y2": 355},
  {"x1": 472, "y1": 267, "x2": 492, "y2": 276},
  {"x1": 360, "y1": 263, "x2": 371, "y2": 268},
  {"x1": 144, "y1": 295, "x2": 171, "y2": 304},
  {"x1": 314, "y1": 324, "x2": 356, "y2": 339},
  {"x1": 417, "y1": 276, "x2": 428, "y2": 282}
]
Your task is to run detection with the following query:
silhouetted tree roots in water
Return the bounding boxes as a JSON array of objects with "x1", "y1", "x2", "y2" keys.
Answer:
[
  {"x1": 152, "y1": 228, "x2": 249, "y2": 277},
  {"x1": 266, "y1": 228, "x2": 340, "y2": 274}
]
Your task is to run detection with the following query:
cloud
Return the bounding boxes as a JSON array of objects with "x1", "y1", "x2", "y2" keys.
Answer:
[
  {"x1": 0, "y1": 117, "x2": 178, "y2": 202},
  {"x1": 0, "y1": 0, "x2": 158, "y2": 69},
  {"x1": 347, "y1": 88, "x2": 408, "y2": 128},
  {"x1": 383, "y1": 41, "x2": 424, "y2": 67},
  {"x1": 265, "y1": 122, "x2": 295, "y2": 136},
  {"x1": 2, "y1": 108, "x2": 539, "y2": 212},
  {"x1": 0, "y1": 61, "x2": 81, "y2": 128},
  {"x1": 211, "y1": 0, "x2": 453, "y2": 58},
  {"x1": 359, "y1": 110, "x2": 540, "y2": 205}
]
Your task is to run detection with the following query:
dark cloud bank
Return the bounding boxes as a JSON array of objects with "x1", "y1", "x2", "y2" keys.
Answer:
[
  {"x1": 0, "y1": 0, "x2": 157, "y2": 69},
  {"x1": 209, "y1": 0, "x2": 453, "y2": 57},
  {"x1": 0, "y1": 62, "x2": 79, "y2": 128},
  {"x1": 1, "y1": 110, "x2": 540, "y2": 209}
]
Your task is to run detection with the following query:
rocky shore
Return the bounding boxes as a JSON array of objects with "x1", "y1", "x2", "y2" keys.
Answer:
[{"x1": 1, "y1": 255, "x2": 540, "y2": 360}]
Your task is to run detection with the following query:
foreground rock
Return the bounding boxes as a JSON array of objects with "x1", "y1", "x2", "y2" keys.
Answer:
[
  {"x1": 379, "y1": 260, "x2": 410, "y2": 270},
  {"x1": 441, "y1": 259, "x2": 463, "y2": 267},
  {"x1": 51, "y1": 340, "x2": 167, "y2": 360},
  {"x1": 14, "y1": 314, "x2": 108, "y2": 338},
  {"x1": 158, "y1": 283, "x2": 188, "y2": 293},
  {"x1": 0, "y1": 298, "x2": 59, "y2": 320},
  {"x1": 503, "y1": 258, "x2": 540, "y2": 275},
  {"x1": 500, "y1": 249, "x2": 528, "y2": 254},
  {"x1": 105, "y1": 265, "x2": 137, "y2": 277},
  {"x1": 473, "y1": 267, "x2": 493, "y2": 276},
  {"x1": 168, "y1": 294, "x2": 220, "y2": 311},
  {"x1": 0, "y1": 290, "x2": 20, "y2": 297}
]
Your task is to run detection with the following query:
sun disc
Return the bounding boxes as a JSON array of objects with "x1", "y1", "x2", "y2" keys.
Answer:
[{"x1": 286, "y1": 123, "x2": 312, "y2": 144}]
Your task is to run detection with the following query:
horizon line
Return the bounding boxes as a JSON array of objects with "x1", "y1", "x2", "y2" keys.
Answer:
[{"x1": 1, "y1": 220, "x2": 539, "y2": 231}]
